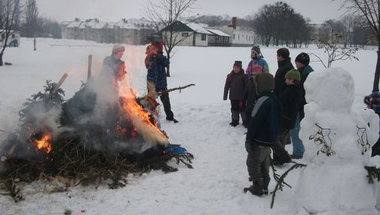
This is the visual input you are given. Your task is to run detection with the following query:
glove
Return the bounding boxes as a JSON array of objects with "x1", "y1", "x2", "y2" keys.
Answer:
[{"x1": 239, "y1": 101, "x2": 244, "y2": 109}]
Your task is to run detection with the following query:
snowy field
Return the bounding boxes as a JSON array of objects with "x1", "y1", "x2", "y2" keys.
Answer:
[{"x1": 0, "y1": 38, "x2": 379, "y2": 215}]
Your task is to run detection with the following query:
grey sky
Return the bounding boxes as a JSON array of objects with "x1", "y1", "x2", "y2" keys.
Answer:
[{"x1": 36, "y1": 0, "x2": 346, "y2": 23}]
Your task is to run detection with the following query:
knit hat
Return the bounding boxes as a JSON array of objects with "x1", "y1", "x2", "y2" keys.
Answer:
[
  {"x1": 295, "y1": 52, "x2": 310, "y2": 66},
  {"x1": 251, "y1": 46, "x2": 261, "y2": 54},
  {"x1": 256, "y1": 73, "x2": 274, "y2": 94},
  {"x1": 285, "y1": 69, "x2": 301, "y2": 81},
  {"x1": 252, "y1": 65, "x2": 263, "y2": 72},
  {"x1": 277, "y1": 48, "x2": 290, "y2": 59},
  {"x1": 112, "y1": 44, "x2": 125, "y2": 54},
  {"x1": 233, "y1": 60, "x2": 242, "y2": 68}
]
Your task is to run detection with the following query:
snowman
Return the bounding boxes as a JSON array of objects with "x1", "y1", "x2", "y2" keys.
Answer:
[{"x1": 293, "y1": 68, "x2": 380, "y2": 214}]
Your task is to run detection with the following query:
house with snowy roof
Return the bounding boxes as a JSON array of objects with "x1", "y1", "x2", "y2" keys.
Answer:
[{"x1": 159, "y1": 21, "x2": 212, "y2": 47}]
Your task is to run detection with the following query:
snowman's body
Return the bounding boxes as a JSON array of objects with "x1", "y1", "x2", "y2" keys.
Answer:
[{"x1": 294, "y1": 68, "x2": 379, "y2": 214}]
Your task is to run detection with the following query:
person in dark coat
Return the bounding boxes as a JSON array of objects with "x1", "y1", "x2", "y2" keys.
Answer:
[
  {"x1": 274, "y1": 48, "x2": 294, "y2": 97},
  {"x1": 243, "y1": 65, "x2": 264, "y2": 128},
  {"x1": 364, "y1": 92, "x2": 380, "y2": 157},
  {"x1": 244, "y1": 73, "x2": 281, "y2": 196},
  {"x1": 146, "y1": 43, "x2": 178, "y2": 123},
  {"x1": 224, "y1": 61, "x2": 249, "y2": 127},
  {"x1": 289, "y1": 52, "x2": 314, "y2": 159},
  {"x1": 272, "y1": 69, "x2": 302, "y2": 165}
]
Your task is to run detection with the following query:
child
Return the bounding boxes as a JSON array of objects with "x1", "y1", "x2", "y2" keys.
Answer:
[
  {"x1": 224, "y1": 61, "x2": 248, "y2": 127},
  {"x1": 364, "y1": 92, "x2": 380, "y2": 156},
  {"x1": 272, "y1": 69, "x2": 302, "y2": 165},
  {"x1": 244, "y1": 65, "x2": 264, "y2": 127},
  {"x1": 244, "y1": 73, "x2": 281, "y2": 196}
]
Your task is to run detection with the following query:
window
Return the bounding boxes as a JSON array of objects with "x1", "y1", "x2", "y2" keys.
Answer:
[
  {"x1": 238, "y1": 34, "x2": 240, "y2": 40},
  {"x1": 201, "y1": 34, "x2": 206, "y2": 41},
  {"x1": 233, "y1": 34, "x2": 235, "y2": 39},
  {"x1": 182, "y1": 32, "x2": 189, "y2": 37}
]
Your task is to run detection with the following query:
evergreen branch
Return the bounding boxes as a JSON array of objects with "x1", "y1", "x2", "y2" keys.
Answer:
[
  {"x1": 364, "y1": 166, "x2": 380, "y2": 184},
  {"x1": 270, "y1": 162, "x2": 307, "y2": 209},
  {"x1": 309, "y1": 123, "x2": 336, "y2": 156}
]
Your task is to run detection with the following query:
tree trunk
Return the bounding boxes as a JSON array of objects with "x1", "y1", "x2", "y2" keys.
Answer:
[
  {"x1": 0, "y1": 53, "x2": 3, "y2": 66},
  {"x1": 373, "y1": 43, "x2": 380, "y2": 92},
  {"x1": 166, "y1": 54, "x2": 171, "y2": 77}
]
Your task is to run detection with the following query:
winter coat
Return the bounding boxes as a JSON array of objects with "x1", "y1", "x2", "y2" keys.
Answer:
[
  {"x1": 147, "y1": 54, "x2": 170, "y2": 91},
  {"x1": 298, "y1": 65, "x2": 314, "y2": 119},
  {"x1": 243, "y1": 78, "x2": 258, "y2": 117},
  {"x1": 274, "y1": 58, "x2": 294, "y2": 97},
  {"x1": 101, "y1": 55, "x2": 123, "y2": 78},
  {"x1": 246, "y1": 58, "x2": 269, "y2": 78},
  {"x1": 246, "y1": 92, "x2": 282, "y2": 147},
  {"x1": 278, "y1": 84, "x2": 302, "y2": 129},
  {"x1": 224, "y1": 70, "x2": 249, "y2": 101}
]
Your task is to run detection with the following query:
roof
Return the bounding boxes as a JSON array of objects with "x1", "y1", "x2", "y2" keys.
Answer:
[
  {"x1": 186, "y1": 22, "x2": 211, "y2": 35},
  {"x1": 66, "y1": 21, "x2": 83, "y2": 28},
  {"x1": 207, "y1": 29, "x2": 231, "y2": 37}
]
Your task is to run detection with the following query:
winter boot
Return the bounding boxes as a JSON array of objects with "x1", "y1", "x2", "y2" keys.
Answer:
[
  {"x1": 263, "y1": 178, "x2": 271, "y2": 195},
  {"x1": 230, "y1": 120, "x2": 239, "y2": 127},
  {"x1": 244, "y1": 178, "x2": 264, "y2": 196},
  {"x1": 166, "y1": 116, "x2": 179, "y2": 123}
]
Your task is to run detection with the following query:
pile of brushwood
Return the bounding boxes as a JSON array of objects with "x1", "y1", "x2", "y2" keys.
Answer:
[{"x1": 0, "y1": 81, "x2": 193, "y2": 202}]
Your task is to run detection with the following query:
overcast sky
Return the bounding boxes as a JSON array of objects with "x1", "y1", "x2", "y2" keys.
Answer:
[{"x1": 36, "y1": 0, "x2": 347, "y2": 23}]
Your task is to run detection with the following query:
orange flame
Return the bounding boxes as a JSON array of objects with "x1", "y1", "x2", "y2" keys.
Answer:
[
  {"x1": 119, "y1": 91, "x2": 169, "y2": 145},
  {"x1": 35, "y1": 134, "x2": 53, "y2": 154}
]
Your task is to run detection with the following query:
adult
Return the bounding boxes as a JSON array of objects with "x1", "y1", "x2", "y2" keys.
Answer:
[
  {"x1": 274, "y1": 48, "x2": 294, "y2": 97},
  {"x1": 146, "y1": 42, "x2": 178, "y2": 123},
  {"x1": 289, "y1": 52, "x2": 314, "y2": 159},
  {"x1": 246, "y1": 46, "x2": 269, "y2": 78}
]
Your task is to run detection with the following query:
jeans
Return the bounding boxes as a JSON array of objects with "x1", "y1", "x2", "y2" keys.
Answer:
[{"x1": 289, "y1": 112, "x2": 304, "y2": 156}]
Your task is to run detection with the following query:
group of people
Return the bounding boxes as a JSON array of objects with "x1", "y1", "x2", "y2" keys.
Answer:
[{"x1": 223, "y1": 46, "x2": 314, "y2": 196}]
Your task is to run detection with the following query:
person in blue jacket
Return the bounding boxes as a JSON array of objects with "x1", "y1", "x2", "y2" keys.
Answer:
[
  {"x1": 145, "y1": 42, "x2": 178, "y2": 123},
  {"x1": 289, "y1": 52, "x2": 314, "y2": 159},
  {"x1": 244, "y1": 73, "x2": 281, "y2": 196}
]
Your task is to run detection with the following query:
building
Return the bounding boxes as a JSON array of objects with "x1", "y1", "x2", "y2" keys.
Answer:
[
  {"x1": 160, "y1": 21, "x2": 212, "y2": 47},
  {"x1": 206, "y1": 29, "x2": 231, "y2": 46},
  {"x1": 61, "y1": 18, "x2": 156, "y2": 45},
  {"x1": 211, "y1": 17, "x2": 255, "y2": 47}
]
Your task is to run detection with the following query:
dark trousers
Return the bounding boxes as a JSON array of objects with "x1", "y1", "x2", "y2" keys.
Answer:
[
  {"x1": 230, "y1": 100, "x2": 246, "y2": 123},
  {"x1": 160, "y1": 92, "x2": 174, "y2": 119},
  {"x1": 245, "y1": 140, "x2": 270, "y2": 183},
  {"x1": 272, "y1": 128, "x2": 291, "y2": 162}
]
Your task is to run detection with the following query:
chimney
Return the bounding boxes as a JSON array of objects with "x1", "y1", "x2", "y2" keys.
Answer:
[{"x1": 228, "y1": 17, "x2": 237, "y2": 29}]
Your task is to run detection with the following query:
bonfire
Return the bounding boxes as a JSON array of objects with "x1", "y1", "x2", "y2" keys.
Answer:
[{"x1": 0, "y1": 71, "x2": 194, "y2": 202}]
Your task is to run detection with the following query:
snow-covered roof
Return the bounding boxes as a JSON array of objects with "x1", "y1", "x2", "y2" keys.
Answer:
[
  {"x1": 186, "y1": 22, "x2": 212, "y2": 35},
  {"x1": 207, "y1": 29, "x2": 231, "y2": 37},
  {"x1": 67, "y1": 21, "x2": 83, "y2": 28},
  {"x1": 63, "y1": 18, "x2": 155, "y2": 30},
  {"x1": 114, "y1": 18, "x2": 155, "y2": 30}
]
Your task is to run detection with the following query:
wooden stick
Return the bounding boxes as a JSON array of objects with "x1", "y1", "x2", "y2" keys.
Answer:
[
  {"x1": 52, "y1": 73, "x2": 69, "y2": 94},
  {"x1": 87, "y1": 55, "x2": 92, "y2": 81},
  {"x1": 157, "y1": 84, "x2": 195, "y2": 96}
]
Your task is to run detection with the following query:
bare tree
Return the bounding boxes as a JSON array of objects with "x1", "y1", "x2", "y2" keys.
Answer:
[
  {"x1": 340, "y1": 0, "x2": 380, "y2": 92},
  {"x1": 145, "y1": 0, "x2": 197, "y2": 77},
  {"x1": 312, "y1": 33, "x2": 359, "y2": 68},
  {"x1": 0, "y1": 0, "x2": 20, "y2": 66},
  {"x1": 21, "y1": 0, "x2": 40, "y2": 37}
]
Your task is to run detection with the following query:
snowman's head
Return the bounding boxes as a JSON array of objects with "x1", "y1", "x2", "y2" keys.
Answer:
[{"x1": 305, "y1": 68, "x2": 355, "y2": 112}]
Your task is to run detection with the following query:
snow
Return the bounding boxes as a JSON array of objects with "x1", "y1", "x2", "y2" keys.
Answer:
[{"x1": 0, "y1": 38, "x2": 379, "y2": 215}]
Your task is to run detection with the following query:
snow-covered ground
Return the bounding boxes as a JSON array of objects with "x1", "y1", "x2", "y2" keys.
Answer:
[{"x1": 0, "y1": 38, "x2": 379, "y2": 215}]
